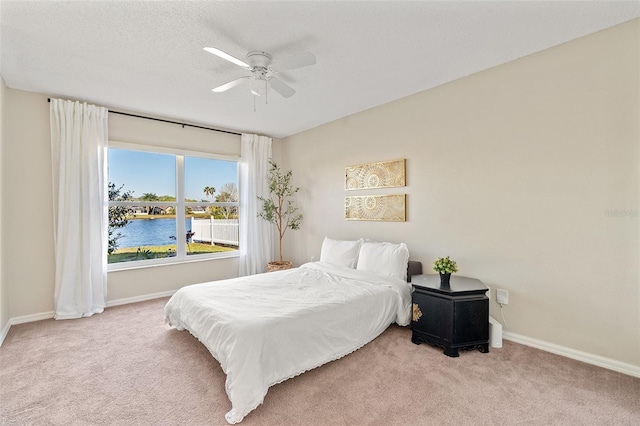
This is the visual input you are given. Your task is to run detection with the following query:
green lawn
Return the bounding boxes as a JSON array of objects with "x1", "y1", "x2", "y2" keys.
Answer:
[{"x1": 108, "y1": 243, "x2": 236, "y2": 263}]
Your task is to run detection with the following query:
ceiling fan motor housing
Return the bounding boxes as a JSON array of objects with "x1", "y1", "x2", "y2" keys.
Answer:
[{"x1": 246, "y1": 51, "x2": 272, "y2": 69}]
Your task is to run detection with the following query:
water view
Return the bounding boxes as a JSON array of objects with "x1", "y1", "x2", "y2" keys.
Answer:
[{"x1": 117, "y1": 218, "x2": 190, "y2": 248}]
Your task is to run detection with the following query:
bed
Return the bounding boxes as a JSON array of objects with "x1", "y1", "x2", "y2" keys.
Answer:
[{"x1": 164, "y1": 239, "x2": 421, "y2": 423}]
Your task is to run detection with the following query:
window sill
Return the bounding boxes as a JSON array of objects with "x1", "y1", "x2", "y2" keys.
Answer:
[{"x1": 107, "y1": 251, "x2": 239, "y2": 273}]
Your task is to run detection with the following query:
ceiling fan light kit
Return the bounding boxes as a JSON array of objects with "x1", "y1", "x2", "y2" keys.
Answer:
[
  {"x1": 250, "y1": 74, "x2": 267, "y2": 97},
  {"x1": 204, "y1": 47, "x2": 316, "y2": 104}
]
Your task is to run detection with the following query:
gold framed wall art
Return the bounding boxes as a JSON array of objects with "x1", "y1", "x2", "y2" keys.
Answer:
[
  {"x1": 345, "y1": 159, "x2": 406, "y2": 190},
  {"x1": 345, "y1": 194, "x2": 406, "y2": 222}
]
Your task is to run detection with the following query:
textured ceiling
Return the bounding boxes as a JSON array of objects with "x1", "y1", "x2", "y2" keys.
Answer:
[{"x1": 1, "y1": 1, "x2": 638, "y2": 138}]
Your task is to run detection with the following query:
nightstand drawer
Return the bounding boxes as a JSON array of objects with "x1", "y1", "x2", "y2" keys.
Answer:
[{"x1": 412, "y1": 291, "x2": 452, "y2": 343}]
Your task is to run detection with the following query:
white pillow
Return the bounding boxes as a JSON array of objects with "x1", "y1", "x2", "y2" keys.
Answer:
[
  {"x1": 357, "y1": 241, "x2": 410, "y2": 280},
  {"x1": 320, "y1": 237, "x2": 363, "y2": 269}
]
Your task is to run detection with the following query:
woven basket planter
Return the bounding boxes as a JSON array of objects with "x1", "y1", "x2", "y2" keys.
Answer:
[{"x1": 267, "y1": 261, "x2": 293, "y2": 272}]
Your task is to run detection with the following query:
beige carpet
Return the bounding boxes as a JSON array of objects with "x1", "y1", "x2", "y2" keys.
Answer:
[{"x1": 1, "y1": 297, "x2": 638, "y2": 426}]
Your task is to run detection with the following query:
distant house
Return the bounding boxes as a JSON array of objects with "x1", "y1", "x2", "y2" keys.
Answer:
[
  {"x1": 130, "y1": 206, "x2": 173, "y2": 216},
  {"x1": 131, "y1": 207, "x2": 147, "y2": 216},
  {"x1": 189, "y1": 206, "x2": 207, "y2": 214}
]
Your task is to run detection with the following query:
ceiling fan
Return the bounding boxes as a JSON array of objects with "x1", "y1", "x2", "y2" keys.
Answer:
[{"x1": 204, "y1": 47, "x2": 316, "y2": 99}]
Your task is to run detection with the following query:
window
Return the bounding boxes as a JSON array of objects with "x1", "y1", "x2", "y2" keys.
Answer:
[{"x1": 107, "y1": 144, "x2": 239, "y2": 269}]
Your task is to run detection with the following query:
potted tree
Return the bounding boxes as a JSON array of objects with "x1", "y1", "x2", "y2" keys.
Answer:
[{"x1": 258, "y1": 160, "x2": 303, "y2": 272}]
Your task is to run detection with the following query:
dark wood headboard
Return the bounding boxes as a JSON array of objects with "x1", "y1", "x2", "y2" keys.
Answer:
[{"x1": 407, "y1": 260, "x2": 423, "y2": 282}]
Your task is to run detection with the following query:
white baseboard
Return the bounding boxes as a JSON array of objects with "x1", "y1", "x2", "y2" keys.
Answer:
[
  {"x1": 503, "y1": 331, "x2": 640, "y2": 378},
  {"x1": 0, "y1": 320, "x2": 11, "y2": 347},
  {"x1": 11, "y1": 311, "x2": 55, "y2": 325},
  {"x1": 5, "y1": 291, "x2": 175, "y2": 328},
  {"x1": 105, "y1": 290, "x2": 176, "y2": 308}
]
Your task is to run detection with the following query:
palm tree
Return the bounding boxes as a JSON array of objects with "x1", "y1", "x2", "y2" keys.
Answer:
[
  {"x1": 203, "y1": 186, "x2": 216, "y2": 201},
  {"x1": 203, "y1": 186, "x2": 216, "y2": 215}
]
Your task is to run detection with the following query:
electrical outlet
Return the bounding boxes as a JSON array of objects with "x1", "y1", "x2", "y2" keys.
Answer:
[{"x1": 497, "y1": 289, "x2": 509, "y2": 305}]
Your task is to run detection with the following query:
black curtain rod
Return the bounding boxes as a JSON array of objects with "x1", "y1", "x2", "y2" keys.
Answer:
[{"x1": 47, "y1": 98, "x2": 241, "y2": 136}]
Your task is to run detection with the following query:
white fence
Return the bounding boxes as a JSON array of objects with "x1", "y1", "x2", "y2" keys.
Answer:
[{"x1": 191, "y1": 218, "x2": 239, "y2": 246}]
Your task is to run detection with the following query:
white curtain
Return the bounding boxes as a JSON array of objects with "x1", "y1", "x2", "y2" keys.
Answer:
[
  {"x1": 239, "y1": 134, "x2": 273, "y2": 276},
  {"x1": 50, "y1": 99, "x2": 108, "y2": 319}
]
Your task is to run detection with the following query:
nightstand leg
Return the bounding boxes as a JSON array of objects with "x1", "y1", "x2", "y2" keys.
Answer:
[
  {"x1": 411, "y1": 334, "x2": 421, "y2": 345},
  {"x1": 443, "y1": 347, "x2": 459, "y2": 357},
  {"x1": 479, "y1": 344, "x2": 489, "y2": 353}
]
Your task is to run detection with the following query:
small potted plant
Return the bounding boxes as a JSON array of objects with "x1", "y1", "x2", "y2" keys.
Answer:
[
  {"x1": 258, "y1": 160, "x2": 303, "y2": 272},
  {"x1": 433, "y1": 256, "x2": 458, "y2": 286}
]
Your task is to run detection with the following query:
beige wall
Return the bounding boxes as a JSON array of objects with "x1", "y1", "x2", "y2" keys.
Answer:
[
  {"x1": 4, "y1": 89, "x2": 55, "y2": 318},
  {"x1": 2, "y1": 88, "x2": 281, "y2": 316},
  {"x1": 281, "y1": 20, "x2": 640, "y2": 367},
  {"x1": 0, "y1": 76, "x2": 8, "y2": 337}
]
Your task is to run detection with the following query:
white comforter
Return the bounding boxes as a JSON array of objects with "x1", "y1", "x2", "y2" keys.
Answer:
[{"x1": 164, "y1": 261, "x2": 411, "y2": 423}]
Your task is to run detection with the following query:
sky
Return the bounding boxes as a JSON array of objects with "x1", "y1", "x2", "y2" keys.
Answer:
[{"x1": 108, "y1": 148, "x2": 237, "y2": 201}]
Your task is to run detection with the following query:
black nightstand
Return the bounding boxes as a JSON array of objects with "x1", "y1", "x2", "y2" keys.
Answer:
[{"x1": 411, "y1": 274, "x2": 489, "y2": 357}]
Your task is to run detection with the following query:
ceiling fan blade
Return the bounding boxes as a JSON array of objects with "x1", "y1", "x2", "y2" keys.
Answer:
[
  {"x1": 270, "y1": 52, "x2": 316, "y2": 73},
  {"x1": 212, "y1": 77, "x2": 249, "y2": 93},
  {"x1": 268, "y1": 77, "x2": 296, "y2": 98},
  {"x1": 204, "y1": 47, "x2": 250, "y2": 69}
]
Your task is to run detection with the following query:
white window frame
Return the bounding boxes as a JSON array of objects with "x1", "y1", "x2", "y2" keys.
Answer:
[{"x1": 108, "y1": 141, "x2": 240, "y2": 271}]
